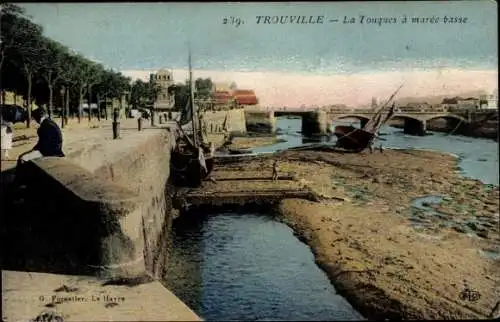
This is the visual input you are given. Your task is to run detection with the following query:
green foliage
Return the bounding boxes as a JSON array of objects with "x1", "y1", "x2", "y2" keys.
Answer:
[
  {"x1": 194, "y1": 78, "x2": 213, "y2": 99},
  {"x1": 129, "y1": 78, "x2": 162, "y2": 109},
  {"x1": 0, "y1": 4, "x2": 131, "y2": 124}
]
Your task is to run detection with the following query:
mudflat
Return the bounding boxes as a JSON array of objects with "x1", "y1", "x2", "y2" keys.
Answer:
[
  {"x1": 212, "y1": 148, "x2": 499, "y2": 320},
  {"x1": 226, "y1": 136, "x2": 282, "y2": 150}
]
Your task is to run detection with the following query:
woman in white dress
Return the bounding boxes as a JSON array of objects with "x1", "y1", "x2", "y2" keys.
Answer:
[{"x1": 1, "y1": 119, "x2": 13, "y2": 160}]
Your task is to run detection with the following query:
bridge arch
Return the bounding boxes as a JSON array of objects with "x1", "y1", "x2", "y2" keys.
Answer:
[
  {"x1": 332, "y1": 114, "x2": 371, "y2": 122},
  {"x1": 423, "y1": 114, "x2": 468, "y2": 123},
  {"x1": 388, "y1": 114, "x2": 424, "y2": 122},
  {"x1": 387, "y1": 114, "x2": 427, "y2": 136}
]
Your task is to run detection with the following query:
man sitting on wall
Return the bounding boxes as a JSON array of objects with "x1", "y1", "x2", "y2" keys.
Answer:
[{"x1": 15, "y1": 108, "x2": 65, "y2": 183}]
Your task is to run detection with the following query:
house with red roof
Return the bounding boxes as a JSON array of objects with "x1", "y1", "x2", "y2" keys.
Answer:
[{"x1": 232, "y1": 89, "x2": 259, "y2": 106}]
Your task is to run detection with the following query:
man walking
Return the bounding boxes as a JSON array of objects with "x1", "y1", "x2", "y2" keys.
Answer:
[{"x1": 272, "y1": 160, "x2": 279, "y2": 181}]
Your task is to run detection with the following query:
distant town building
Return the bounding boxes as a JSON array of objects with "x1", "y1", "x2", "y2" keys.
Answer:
[
  {"x1": 456, "y1": 98, "x2": 480, "y2": 110},
  {"x1": 442, "y1": 96, "x2": 480, "y2": 110},
  {"x1": 150, "y1": 69, "x2": 175, "y2": 110},
  {"x1": 209, "y1": 82, "x2": 259, "y2": 107},
  {"x1": 232, "y1": 89, "x2": 259, "y2": 106},
  {"x1": 480, "y1": 89, "x2": 498, "y2": 109},
  {"x1": 213, "y1": 82, "x2": 237, "y2": 93},
  {"x1": 401, "y1": 102, "x2": 431, "y2": 111},
  {"x1": 213, "y1": 91, "x2": 233, "y2": 105}
]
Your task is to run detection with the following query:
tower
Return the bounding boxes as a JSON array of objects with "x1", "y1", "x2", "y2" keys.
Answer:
[
  {"x1": 371, "y1": 97, "x2": 378, "y2": 109},
  {"x1": 150, "y1": 69, "x2": 175, "y2": 110}
]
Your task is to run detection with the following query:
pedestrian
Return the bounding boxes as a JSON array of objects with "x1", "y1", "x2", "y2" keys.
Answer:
[
  {"x1": 379, "y1": 143, "x2": 384, "y2": 153},
  {"x1": 272, "y1": 160, "x2": 279, "y2": 181},
  {"x1": 368, "y1": 140, "x2": 374, "y2": 153},
  {"x1": 16, "y1": 108, "x2": 65, "y2": 170},
  {"x1": 1, "y1": 119, "x2": 13, "y2": 160}
]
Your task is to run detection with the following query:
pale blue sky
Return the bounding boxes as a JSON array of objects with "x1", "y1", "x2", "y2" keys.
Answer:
[{"x1": 21, "y1": 1, "x2": 497, "y2": 74}]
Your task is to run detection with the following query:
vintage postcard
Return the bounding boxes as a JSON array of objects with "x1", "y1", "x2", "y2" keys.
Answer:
[{"x1": 1, "y1": 1, "x2": 498, "y2": 321}]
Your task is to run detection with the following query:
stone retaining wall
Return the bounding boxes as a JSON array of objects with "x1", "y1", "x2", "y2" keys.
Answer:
[
  {"x1": 203, "y1": 108, "x2": 247, "y2": 134},
  {"x1": 245, "y1": 110, "x2": 276, "y2": 133},
  {"x1": 2, "y1": 128, "x2": 177, "y2": 280}
]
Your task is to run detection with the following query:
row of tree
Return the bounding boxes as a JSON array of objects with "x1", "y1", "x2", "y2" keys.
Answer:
[
  {"x1": 0, "y1": 4, "x2": 163, "y2": 128},
  {"x1": 1, "y1": 4, "x2": 237, "y2": 128}
]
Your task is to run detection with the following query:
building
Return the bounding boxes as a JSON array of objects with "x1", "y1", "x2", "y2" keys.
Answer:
[
  {"x1": 456, "y1": 98, "x2": 480, "y2": 110},
  {"x1": 232, "y1": 89, "x2": 259, "y2": 106},
  {"x1": 212, "y1": 82, "x2": 237, "y2": 93},
  {"x1": 150, "y1": 69, "x2": 175, "y2": 110},
  {"x1": 209, "y1": 82, "x2": 259, "y2": 107},
  {"x1": 480, "y1": 89, "x2": 498, "y2": 109},
  {"x1": 213, "y1": 91, "x2": 234, "y2": 105}
]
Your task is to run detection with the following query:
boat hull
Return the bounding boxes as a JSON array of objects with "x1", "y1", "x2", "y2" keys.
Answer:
[
  {"x1": 171, "y1": 150, "x2": 214, "y2": 187},
  {"x1": 333, "y1": 125, "x2": 375, "y2": 152}
]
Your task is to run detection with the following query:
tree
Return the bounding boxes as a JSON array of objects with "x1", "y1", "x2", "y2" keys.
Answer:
[
  {"x1": 58, "y1": 53, "x2": 81, "y2": 127},
  {"x1": 146, "y1": 80, "x2": 162, "y2": 105},
  {"x1": 83, "y1": 62, "x2": 104, "y2": 122},
  {"x1": 129, "y1": 79, "x2": 148, "y2": 109},
  {"x1": 38, "y1": 37, "x2": 66, "y2": 118},
  {"x1": 0, "y1": 4, "x2": 43, "y2": 127},
  {"x1": 0, "y1": 4, "x2": 25, "y2": 75},
  {"x1": 95, "y1": 71, "x2": 115, "y2": 120},
  {"x1": 172, "y1": 81, "x2": 191, "y2": 111},
  {"x1": 194, "y1": 78, "x2": 213, "y2": 99},
  {"x1": 7, "y1": 11, "x2": 45, "y2": 127}
]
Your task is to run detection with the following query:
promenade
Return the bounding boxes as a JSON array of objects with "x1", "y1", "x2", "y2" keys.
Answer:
[
  {"x1": 1, "y1": 116, "x2": 218, "y2": 321},
  {"x1": 1, "y1": 117, "x2": 225, "y2": 173}
]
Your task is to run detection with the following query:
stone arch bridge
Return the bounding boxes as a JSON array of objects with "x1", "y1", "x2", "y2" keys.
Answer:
[
  {"x1": 329, "y1": 112, "x2": 469, "y2": 136},
  {"x1": 264, "y1": 109, "x2": 489, "y2": 136}
]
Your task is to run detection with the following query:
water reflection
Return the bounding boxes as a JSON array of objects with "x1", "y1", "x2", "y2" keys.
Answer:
[{"x1": 162, "y1": 212, "x2": 364, "y2": 321}]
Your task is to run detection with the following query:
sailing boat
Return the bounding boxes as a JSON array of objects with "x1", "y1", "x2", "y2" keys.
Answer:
[
  {"x1": 170, "y1": 50, "x2": 215, "y2": 187},
  {"x1": 333, "y1": 84, "x2": 403, "y2": 152}
]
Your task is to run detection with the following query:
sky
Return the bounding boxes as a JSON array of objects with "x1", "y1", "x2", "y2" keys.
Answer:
[{"x1": 21, "y1": 1, "x2": 498, "y2": 107}]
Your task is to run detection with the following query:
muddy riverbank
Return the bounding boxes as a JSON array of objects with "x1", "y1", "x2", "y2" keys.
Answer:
[
  {"x1": 214, "y1": 148, "x2": 499, "y2": 319},
  {"x1": 224, "y1": 133, "x2": 285, "y2": 151}
]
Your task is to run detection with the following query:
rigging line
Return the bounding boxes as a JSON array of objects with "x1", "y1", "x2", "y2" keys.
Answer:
[{"x1": 445, "y1": 118, "x2": 465, "y2": 136}]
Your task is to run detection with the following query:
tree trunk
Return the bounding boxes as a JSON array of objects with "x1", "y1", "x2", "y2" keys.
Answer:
[
  {"x1": 97, "y1": 93, "x2": 101, "y2": 122},
  {"x1": 61, "y1": 86, "x2": 66, "y2": 128},
  {"x1": 65, "y1": 87, "x2": 70, "y2": 126},
  {"x1": 48, "y1": 84, "x2": 54, "y2": 119},
  {"x1": 78, "y1": 86, "x2": 83, "y2": 124},
  {"x1": 119, "y1": 94, "x2": 123, "y2": 119},
  {"x1": 26, "y1": 73, "x2": 32, "y2": 128},
  {"x1": 104, "y1": 96, "x2": 108, "y2": 120},
  {"x1": 87, "y1": 84, "x2": 92, "y2": 123}
]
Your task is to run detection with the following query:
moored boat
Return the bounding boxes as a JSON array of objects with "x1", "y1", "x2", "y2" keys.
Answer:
[
  {"x1": 170, "y1": 49, "x2": 215, "y2": 187},
  {"x1": 334, "y1": 84, "x2": 402, "y2": 152}
]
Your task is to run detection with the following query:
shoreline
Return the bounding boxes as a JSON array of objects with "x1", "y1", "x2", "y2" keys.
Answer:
[
  {"x1": 218, "y1": 148, "x2": 499, "y2": 320},
  {"x1": 388, "y1": 124, "x2": 498, "y2": 141},
  {"x1": 224, "y1": 133, "x2": 285, "y2": 151}
]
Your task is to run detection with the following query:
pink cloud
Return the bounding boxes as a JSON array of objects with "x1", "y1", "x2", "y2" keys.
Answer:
[{"x1": 122, "y1": 68, "x2": 498, "y2": 108}]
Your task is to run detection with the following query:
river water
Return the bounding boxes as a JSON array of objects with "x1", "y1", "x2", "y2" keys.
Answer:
[
  {"x1": 162, "y1": 116, "x2": 498, "y2": 321},
  {"x1": 162, "y1": 212, "x2": 364, "y2": 321},
  {"x1": 256, "y1": 117, "x2": 499, "y2": 186}
]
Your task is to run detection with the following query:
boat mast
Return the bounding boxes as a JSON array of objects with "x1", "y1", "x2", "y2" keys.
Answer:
[{"x1": 188, "y1": 45, "x2": 198, "y2": 147}]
